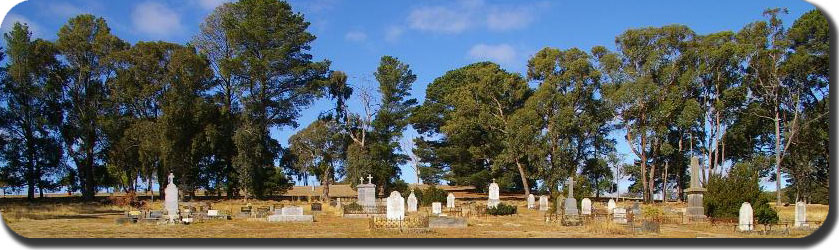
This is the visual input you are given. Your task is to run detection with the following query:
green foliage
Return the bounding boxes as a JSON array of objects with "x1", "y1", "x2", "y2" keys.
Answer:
[
  {"x1": 754, "y1": 203, "x2": 779, "y2": 224},
  {"x1": 486, "y1": 203, "x2": 517, "y2": 216},
  {"x1": 413, "y1": 185, "x2": 447, "y2": 206},
  {"x1": 704, "y1": 161, "x2": 765, "y2": 219},
  {"x1": 388, "y1": 179, "x2": 409, "y2": 196},
  {"x1": 343, "y1": 202, "x2": 362, "y2": 211}
]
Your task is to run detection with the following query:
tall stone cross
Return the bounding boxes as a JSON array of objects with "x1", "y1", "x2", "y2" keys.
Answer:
[
  {"x1": 359, "y1": 177, "x2": 364, "y2": 184},
  {"x1": 565, "y1": 177, "x2": 575, "y2": 197},
  {"x1": 367, "y1": 174, "x2": 373, "y2": 184}
]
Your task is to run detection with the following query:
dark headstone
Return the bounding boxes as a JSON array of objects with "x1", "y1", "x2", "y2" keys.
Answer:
[{"x1": 311, "y1": 203, "x2": 323, "y2": 211}]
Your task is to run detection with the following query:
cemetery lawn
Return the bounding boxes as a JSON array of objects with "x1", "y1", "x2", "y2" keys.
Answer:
[{"x1": 1, "y1": 199, "x2": 827, "y2": 238}]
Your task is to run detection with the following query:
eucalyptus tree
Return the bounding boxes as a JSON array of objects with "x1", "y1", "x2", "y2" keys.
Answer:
[
  {"x1": 287, "y1": 119, "x2": 344, "y2": 201},
  {"x1": 55, "y1": 14, "x2": 128, "y2": 200},
  {"x1": 603, "y1": 25, "x2": 695, "y2": 203},
  {"x1": 206, "y1": 0, "x2": 330, "y2": 199},
  {"x1": 523, "y1": 47, "x2": 613, "y2": 198},
  {"x1": 0, "y1": 23, "x2": 65, "y2": 199}
]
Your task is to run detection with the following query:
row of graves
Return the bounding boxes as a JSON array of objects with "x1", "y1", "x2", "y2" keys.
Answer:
[
  {"x1": 117, "y1": 173, "x2": 319, "y2": 225},
  {"x1": 737, "y1": 201, "x2": 820, "y2": 235},
  {"x1": 116, "y1": 174, "x2": 233, "y2": 225}
]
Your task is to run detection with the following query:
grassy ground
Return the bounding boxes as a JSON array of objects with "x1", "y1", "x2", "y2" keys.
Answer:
[{"x1": 0, "y1": 199, "x2": 827, "y2": 238}]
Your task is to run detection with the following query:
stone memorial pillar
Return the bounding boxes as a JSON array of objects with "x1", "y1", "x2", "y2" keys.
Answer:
[{"x1": 685, "y1": 157, "x2": 707, "y2": 222}]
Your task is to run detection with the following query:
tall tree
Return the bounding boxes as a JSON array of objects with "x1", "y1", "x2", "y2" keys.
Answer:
[
  {"x1": 193, "y1": 2, "x2": 240, "y2": 198},
  {"x1": 524, "y1": 47, "x2": 613, "y2": 198},
  {"x1": 56, "y1": 14, "x2": 128, "y2": 200},
  {"x1": 604, "y1": 25, "x2": 695, "y2": 203},
  {"x1": 0, "y1": 23, "x2": 65, "y2": 199},
  {"x1": 209, "y1": 0, "x2": 330, "y2": 199},
  {"x1": 345, "y1": 56, "x2": 416, "y2": 193},
  {"x1": 287, "y1": 119, "x2": 343, "y2": 201}
]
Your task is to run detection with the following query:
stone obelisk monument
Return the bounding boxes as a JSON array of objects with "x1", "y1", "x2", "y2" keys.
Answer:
[{"x1": 685, "y1": 157, "x2": 707, "y2": 222}]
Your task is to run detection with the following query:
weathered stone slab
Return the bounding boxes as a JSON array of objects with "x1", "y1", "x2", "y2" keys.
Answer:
[
  {"x1": 267, "y1": 214, "x2": 313, "y2": 222},
  {"x1": 447, "y1": 193, "x2": 456, "y2": 208},
  {"x1": 432, "y1": 202, "x2": 442, "y2": 215},
  {"x1": 527, "y1": 194, "x2": 536, "y2": 209},
  {"x1": 386, "y1": 191, "x2": 405, "y2": 220},
  {"x1": 795, "y1": 201, "x2": 808, "y2": 228},
  {"x1": 539, "y1": 195, "x2": 549, "y2": 211},
  {"x1": 429, "y1": 216, "x2": 467, "y2": 228},
  {"x1": 581, "y1": 198, "x2": 592, "y2": 215},
  {"x1": 487, "y1": 181, "x2": 500, "y2": 208},
  {"x1": 407, "y1": 192, "x2": 418, "y2": 212},
  {"x1": 613, "y1": 207, "x2": 628, "y2": 224},
  {"x1": 607, "y1": 199, "x2": 616, "y2": 214}
]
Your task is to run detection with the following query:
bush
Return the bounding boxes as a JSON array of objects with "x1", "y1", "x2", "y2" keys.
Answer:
[
  {"x1": 388, "y1": 179, "x2": 410, "y2": 196},
  {"x1": 704, "y1": 161, "x2": 764, "y2": 219},
  {"x1": 754, "y1": 203, "x2": 779, "y2": 224},
  {"x1": 344, "y1": 202, "x2": 362, "y2": 211},
  {"x1": 415, "y1": 185, "x2": 447, "y2": 206},
  {"x1": 487, "y1": 202, "x2": 517, "y2": 215}
]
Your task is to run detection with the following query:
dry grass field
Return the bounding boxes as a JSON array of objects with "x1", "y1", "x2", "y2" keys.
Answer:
[{"x1": 0, "y1": 198, "x2": 828, "y2": 238}]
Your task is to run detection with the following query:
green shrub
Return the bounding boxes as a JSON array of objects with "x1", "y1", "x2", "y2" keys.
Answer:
[
  {"x1": 415, "y1": 185, "x2": 447, "y2": 206},
  {"x1": 704, "y1": 161, "x2": 764, "y2": 219},
  {"x1": 487, "y1": 202, "x2": 517, "y2": 215},
  {"x1": 344, "y1": 202, "x2": 362, "y2": 211},
  {"x1": 388, "y1": 179, "x2": 410, "y2": 196},
  {"x1": 754, "y1": 203, "x2": 779, "y2": 224}
]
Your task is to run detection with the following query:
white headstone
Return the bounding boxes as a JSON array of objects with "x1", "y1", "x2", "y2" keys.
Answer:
[
  {"x1": 539, "y1": 195, "x2": 549, "y2": 211},
  {"x1": 407, "y1": 192, "x2": 418, "y2": 212},
  {"x1": 282, "y1": 206, "x2": 304, "y2": 216},
  {"x1": 447, "y1": 193, "x2": 456, "y2": 208},
  {"x1": 432, "y1": 202, "x2": 442, "y2": 215},
  {"x1": 795, "y1": 201, "x2": 807, "y2": 228},
  {"x1": 164, "y1": 173, "x2": 179, "y2": 222},
  {"x1": 487, "y1": 181, "x2": 500, "y2": 208},
  {"x1": 386, "y1": 191, "x2": 405, "y2": 220},
  {"x1": 207, "y1": 210, "x2": 219, "y2": 217},
  {"x1": 607, "y1": 199, "x2": 616, "y2": 214},
  {"x1": 527, "y1": 194, "x2": 536, "y2": 209},
  {"x1": 613, "y1": 207, "x2": 628, "y2": 224},
  {"x1": 581, "y1": 198, "x2": 592, "y2": 215},
  {"x1": 738, "y1": 202, "x2": 754, "y2": 231}
]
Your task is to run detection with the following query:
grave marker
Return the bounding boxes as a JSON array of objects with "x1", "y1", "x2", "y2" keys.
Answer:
[
  {"x1": 386, "y1": 191, "x2": 405, "y2": 220},
  {"x1": 738, "y1": 202, "x2": 754, "y2": 232},
  {"x1": 581, "y1": 198, "x2": 592, "y2": 215}
]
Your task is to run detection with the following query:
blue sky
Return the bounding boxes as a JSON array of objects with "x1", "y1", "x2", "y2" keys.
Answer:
[{"x1": 1, "y1": 0, "x2": 818, "y2": 191}]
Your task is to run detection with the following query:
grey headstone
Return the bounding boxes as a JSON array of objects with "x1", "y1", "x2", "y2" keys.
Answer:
[
  {"x1": 685, "y1": 157, "x2": 707, "y2": 221},
  {"x1": 607, "y1": 199, "x2": 616, "y2": 214},
  {"x1": 527, "y1": 194, "x2": 536, "y2": 209},
  {"x1": 429, "y1": 216, "x2": 467, "y2": 228},
  {"x1": 539, "y1": 195, "x2": 549, "y2": 211},
  {"x1": 795, "y1": 201, "x2": 807, "y2": 228},
  {"x1": 164, "y1": 173, "x2": 179, "y2": 223},
  {"x1": 432, "y1": 202, "x2": 442, "y2": 215},
  {"x1": 282, "y1": 206, "x2": 304, "y2": 216},
  {"x1": 407, "y1": 192, "x2": 418, "y2": 212},
  {"x1": 738, "y1": 202, "x2": 754, "y2": 231},
  {"x1": 613, "y1": 207, "x2": 628, "y2": 224},
  {"x1": 564, "y1": 197, "x2": 578, "y2": 216},
  {"x1": 631, "y1": 202, "x2": 641, "y2": 216}
]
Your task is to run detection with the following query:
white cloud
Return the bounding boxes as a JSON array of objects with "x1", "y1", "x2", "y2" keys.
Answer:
[
  {"x1": 468, "y1": 44, "x2": 517, "y2": 64},
  {"x1": 193, "y1": 0, "x2": 231, "y2": 11},
  {"x1": 45, "y1": 1, "x2": 84, "y2": 18},
  {"x1": 344, "y1": 31, "x2": 367, "y2": 42},
  {"x1": 384, "y1": 26, "x2": 403, "y2": 43},
  {"x1": 1, "y1": 14, "x2": 42, "y2": 38},
  {"x1": 407, "y1": 6, "x2": 472, "y2": 34},
  {"x1": 405, "y1": 0, "x2": 546, "y2": 34},
  {"x1": 486, "y1": 8, "x2": 534, "y2": 31},
  {"x1": 131, "y1": 2, "x2": 184, "y2": 39}
]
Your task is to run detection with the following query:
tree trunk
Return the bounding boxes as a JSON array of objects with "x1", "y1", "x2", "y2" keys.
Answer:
[
  {"x1": 774, "y1": 107, "x2": 783, "y2": 206},
  {"x1": 663, "y1": 162, "x2": 669, "y2": 202},
  {"x1": 515, "y1": 159, "x2": 530, "y2": 197},
  {"x1": 322, "y1": 171, "x2": 331, "y2": 202},
  {"x1": 648, "y1": 163, "x2": 656, "y2": 203}
]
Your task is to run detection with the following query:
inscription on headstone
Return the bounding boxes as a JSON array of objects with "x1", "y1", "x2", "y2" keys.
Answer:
[{"x1": 386, "y1": 191, "x2": 405, "y2": 220}]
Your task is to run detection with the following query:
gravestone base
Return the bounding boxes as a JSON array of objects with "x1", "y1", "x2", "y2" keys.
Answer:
[
  {"x1": 487, "y1": 199, "x2": 500, "y2": 208},
  {"x1": 562, "y1": 215, "x2": 582, "y2": 226},
  {"x1": 267, "y1": 214, "x2": 314, "y2": 222},
  {"x1": 685, "y1": 189, "x2": 707, "y2": 222},
  {"x1": 429, "y1": 216, "x2": 467, "y2": 228}
]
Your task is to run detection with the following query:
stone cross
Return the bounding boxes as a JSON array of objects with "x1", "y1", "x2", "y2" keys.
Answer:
[
  {"x1": 367, "y1": 174, "x2": 373, "y2": 184},
  {"x1": 359, "y1": 177, "x2": 364, "y2": 184},
  {"x1": 565, "y1": 177, "x2": 575, "y2": 198},
  {"x1": 168, "y1": 172, "x2": 174, "y2": 184}
]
